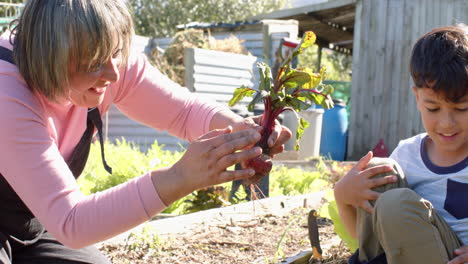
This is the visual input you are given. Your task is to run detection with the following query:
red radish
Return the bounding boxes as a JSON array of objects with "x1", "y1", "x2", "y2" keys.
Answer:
[{"x1": 229, "y1": 31, "x2": 334, "y2": 185}]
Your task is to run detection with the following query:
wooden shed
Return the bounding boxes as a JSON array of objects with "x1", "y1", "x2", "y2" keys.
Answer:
[{"x1": 256, "y1": 0, "x2": 468, "y2": 159}]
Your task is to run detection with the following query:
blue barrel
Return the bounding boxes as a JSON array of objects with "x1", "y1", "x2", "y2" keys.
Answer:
[{"x1": 317, "y1": 99, "x2": 348, "y2": 161}]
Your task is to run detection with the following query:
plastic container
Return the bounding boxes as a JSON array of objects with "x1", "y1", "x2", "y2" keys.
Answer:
[
  {"x1": 317, "y1": 99, "x2": 349, "y2": 161},
  {"x1": 282, "y1": 108, "x2": 324, "y2": 159}
]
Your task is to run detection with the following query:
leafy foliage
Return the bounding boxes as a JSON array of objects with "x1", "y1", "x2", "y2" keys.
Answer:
[
  {"x1": 184, "y1": 186, "x2": 230, "y2": 214},
  {"x1": 297, "y1": 45, "x2": 352, "y2": 82},
  {"x1": 124, "y1": 224, "x2": 165, "y2": 255},
  {"x1": 229, "y1": 31, "x2": 334, "y2": 151},
  {"x1": 319, "y1": 190, "x2": 358, "y2": 251},
  {"x1": 78, "y1": 139, "x2": 188, "y2": 214},
  {"x1": 129, "y1": 0, "x2": 285, "y2": 37},
  {"x1": 78, "y1": 140, "x2": 357, "y2": 251}
]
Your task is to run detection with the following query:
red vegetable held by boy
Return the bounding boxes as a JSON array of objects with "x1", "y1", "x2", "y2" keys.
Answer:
[{"x1": 229, "y1": 31, "x2": 334, "y2": 186}]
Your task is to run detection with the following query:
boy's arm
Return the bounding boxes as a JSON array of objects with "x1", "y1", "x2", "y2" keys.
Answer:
[
  {"x1": 334, "y1": 192, "x2": 358, "y2": 237},
  {"x1": 333, "y1": 152, "x2": 398, "y2": 238}
]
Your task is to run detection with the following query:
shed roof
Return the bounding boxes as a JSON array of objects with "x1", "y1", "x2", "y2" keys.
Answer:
[{"x1": 253, "y1": 0, "x2": 356, "y2": 54}]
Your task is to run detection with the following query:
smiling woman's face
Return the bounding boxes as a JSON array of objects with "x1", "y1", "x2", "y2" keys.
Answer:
[{"x1": 67, "y1": 48, "x2": 123, "y2": 108}]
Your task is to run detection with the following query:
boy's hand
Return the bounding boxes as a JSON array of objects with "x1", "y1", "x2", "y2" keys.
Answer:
[
  {"x1": 448, "y1": 245, "x2": 468, "y2": 264},
  {"x1": 334, "y1": 151, "x2": 397, "y2": 214}
]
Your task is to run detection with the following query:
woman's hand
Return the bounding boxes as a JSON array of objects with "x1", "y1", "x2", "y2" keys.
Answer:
[
  {"x1": 334, "y1": 151, "x2": 397, "y2": 214},
  {"x1": 448, "y1": 245, "x2": 468, "y2": 264},
  {"x1": 152, "y1": 126, "x2": 262, "y2": 205},
  {"x1": 233, "y1": 115, "x2": 292, "y2": 157}
]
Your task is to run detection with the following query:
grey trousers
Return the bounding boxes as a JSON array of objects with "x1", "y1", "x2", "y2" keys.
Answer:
[{"x1": 357, "y1": 158, "x2": 462, "y2": 264}]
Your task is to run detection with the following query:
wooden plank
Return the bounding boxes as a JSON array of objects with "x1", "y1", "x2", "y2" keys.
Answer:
[
  {"x1": 371, "y1": 0, "x2": 388, "y2": 147},
  {"x1": 406, "y1": 0, "x2": 420, "y2": 137},
  {"x1": 347, "y1": 0, "x2": 363, "y2": 158},
  {"x1": 360, "y1": 0, "x2": 374, "y2": 154},
  {"x1": 416, "y1": 0, "x2": 428, "y2": 134},
  {"x1": 397, "y1": 0, "x2": 415, "y2": 141},
  {"x1": 387, "y1": 0, "x2": 404, "y2": 150},
  {"x1": 444, "y1": 0, "x2": 454, "y2": 25},
  {"x1": 453, "y1": 0, "x2": 468, "y2": 25}
]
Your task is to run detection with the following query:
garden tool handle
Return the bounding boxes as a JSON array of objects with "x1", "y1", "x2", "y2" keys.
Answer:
[{"x1": 308, "y1": 209, "x2": 323, "y2": 259}]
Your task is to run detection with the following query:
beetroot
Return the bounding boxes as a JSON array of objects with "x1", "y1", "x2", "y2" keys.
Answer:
[
  {"x1": 244, "y1": 154, "x2": 273, "y2": 185},
  {"x1": 229, "y1": 31, "x2": 334, "y2": 185}
]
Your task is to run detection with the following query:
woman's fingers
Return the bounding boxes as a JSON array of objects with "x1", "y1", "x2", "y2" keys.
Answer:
[
  {"x1": 205, "y1": 127, "x2": 260, "y2": 148},
  {"x1": 269, "y1": 125, "x2": 292, "y2": 155},
  {"x1": 216, "y1": 146, "x2": 262, "y2": 169},
  {"x1": 209, "y1": 129, "x2": 261, "y2": 157},
  {"x1": 198, "y1": 126, "x2": 232, "y2": 140},
  {"x1": 218, "y1": 167, "x2": 256, "y2": 183}
]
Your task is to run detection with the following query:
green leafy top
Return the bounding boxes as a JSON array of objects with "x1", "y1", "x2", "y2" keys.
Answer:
[{"x1": 228, "y1": 31, "x2": 334, "y2": 150}]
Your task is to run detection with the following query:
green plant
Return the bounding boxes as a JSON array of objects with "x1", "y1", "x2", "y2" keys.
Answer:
[
  {"x1": 78, "y1": 139, "x2": 192, "y2": 214},
  {"x1": 124, "y1": 224, "x2": 165, "y2": 254},
  {"x1": 229, "y1": 31, "x2": 334, "y2": 184},
  {"x1": 184, "y1": 186, "x2": 230, "y2": 214},
  {"x1": 319, "y1": 189, "x2": 358, "y2": 251},
  {"x1": 269, "y1": 167, "x2": 328, "y2": 196}
]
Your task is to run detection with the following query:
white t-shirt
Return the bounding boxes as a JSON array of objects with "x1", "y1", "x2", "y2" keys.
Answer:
[{"x1": 390, "y1": 133, "x2": 468, "y2": 244}]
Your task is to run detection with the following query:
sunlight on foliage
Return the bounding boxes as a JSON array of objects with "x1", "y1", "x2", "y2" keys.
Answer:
[
  {"x1": 124, "y1": 224, "x2": 165, "y2": 255},
  {"x1": 77, "y1": 140, "x2": 357, "y2": 252},
  {"x1": 269, "y1": 167, "x2": 328, "y2": 196},
  {"x1": 319, "y1": 189, "x2": 358, "y2": 251}
]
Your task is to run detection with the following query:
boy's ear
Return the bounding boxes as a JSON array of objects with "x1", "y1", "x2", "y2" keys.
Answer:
[{"x1": 412, "y1": 86, "x2": 420, "y2": 101}]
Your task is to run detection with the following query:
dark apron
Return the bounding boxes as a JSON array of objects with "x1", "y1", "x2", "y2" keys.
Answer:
[{"x1": 0, "y1": 46, "x2": 112, "y2": 264}]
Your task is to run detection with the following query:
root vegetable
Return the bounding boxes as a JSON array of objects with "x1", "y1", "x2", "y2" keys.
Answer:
[{"x1": 229, "y1": 31, "x2": 334, "y2": 185}]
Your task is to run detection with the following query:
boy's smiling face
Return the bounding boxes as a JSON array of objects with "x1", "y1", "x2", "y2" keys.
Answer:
[{"x1": 413, "y1": 87, "x2": 468, "y2": 165}]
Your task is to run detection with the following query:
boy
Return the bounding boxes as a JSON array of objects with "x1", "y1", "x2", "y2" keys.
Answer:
[{"x1": 334, "y1": 24, "x2": 467, "y2": 264}]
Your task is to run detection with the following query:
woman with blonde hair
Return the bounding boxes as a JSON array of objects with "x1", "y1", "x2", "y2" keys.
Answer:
[{"x1": 0, "y1": 0, "x2": 291, "y2": 263}]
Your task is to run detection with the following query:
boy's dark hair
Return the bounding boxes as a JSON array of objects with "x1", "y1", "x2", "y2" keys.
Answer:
[{"x1": 410, "y1": 24, "x2": 467, "y2": 102}]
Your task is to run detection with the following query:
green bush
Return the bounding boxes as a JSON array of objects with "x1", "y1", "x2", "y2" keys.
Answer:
[{"x1": 77, "y1": 139, "x2": 188, "y2": 214}]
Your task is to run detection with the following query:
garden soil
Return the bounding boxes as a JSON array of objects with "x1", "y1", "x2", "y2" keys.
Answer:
[{"x1": 99, "y1": 197, "x2": 352, "y2": 264}]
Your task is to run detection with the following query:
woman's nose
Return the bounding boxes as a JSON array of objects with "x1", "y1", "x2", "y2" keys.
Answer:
[{"x1": 100, "y1": 57, "x2": 120, "y2": 83}]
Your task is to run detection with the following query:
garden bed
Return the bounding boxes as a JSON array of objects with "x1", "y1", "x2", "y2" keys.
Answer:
[{"x1": 99, "y1": 192, "x2": 352, "y2": 263}]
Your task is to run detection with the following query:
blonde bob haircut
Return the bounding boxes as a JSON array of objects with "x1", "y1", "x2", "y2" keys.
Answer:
[{"x1": 12, "y1": 0, "x2": 134, "y2": 101}]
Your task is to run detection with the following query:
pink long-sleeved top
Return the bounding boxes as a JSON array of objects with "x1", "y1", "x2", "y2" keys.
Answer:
[{"x1": 0, "y1": 33, "x2": 225, "y2": 248}]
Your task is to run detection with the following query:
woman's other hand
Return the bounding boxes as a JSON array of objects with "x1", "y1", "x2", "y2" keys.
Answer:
[
  {"x1": 151, "y1": 126, "x2": 262, "y2": 205},
  {"x1": 233, "y1": 115, "x2": 292, "y2": 157}
]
